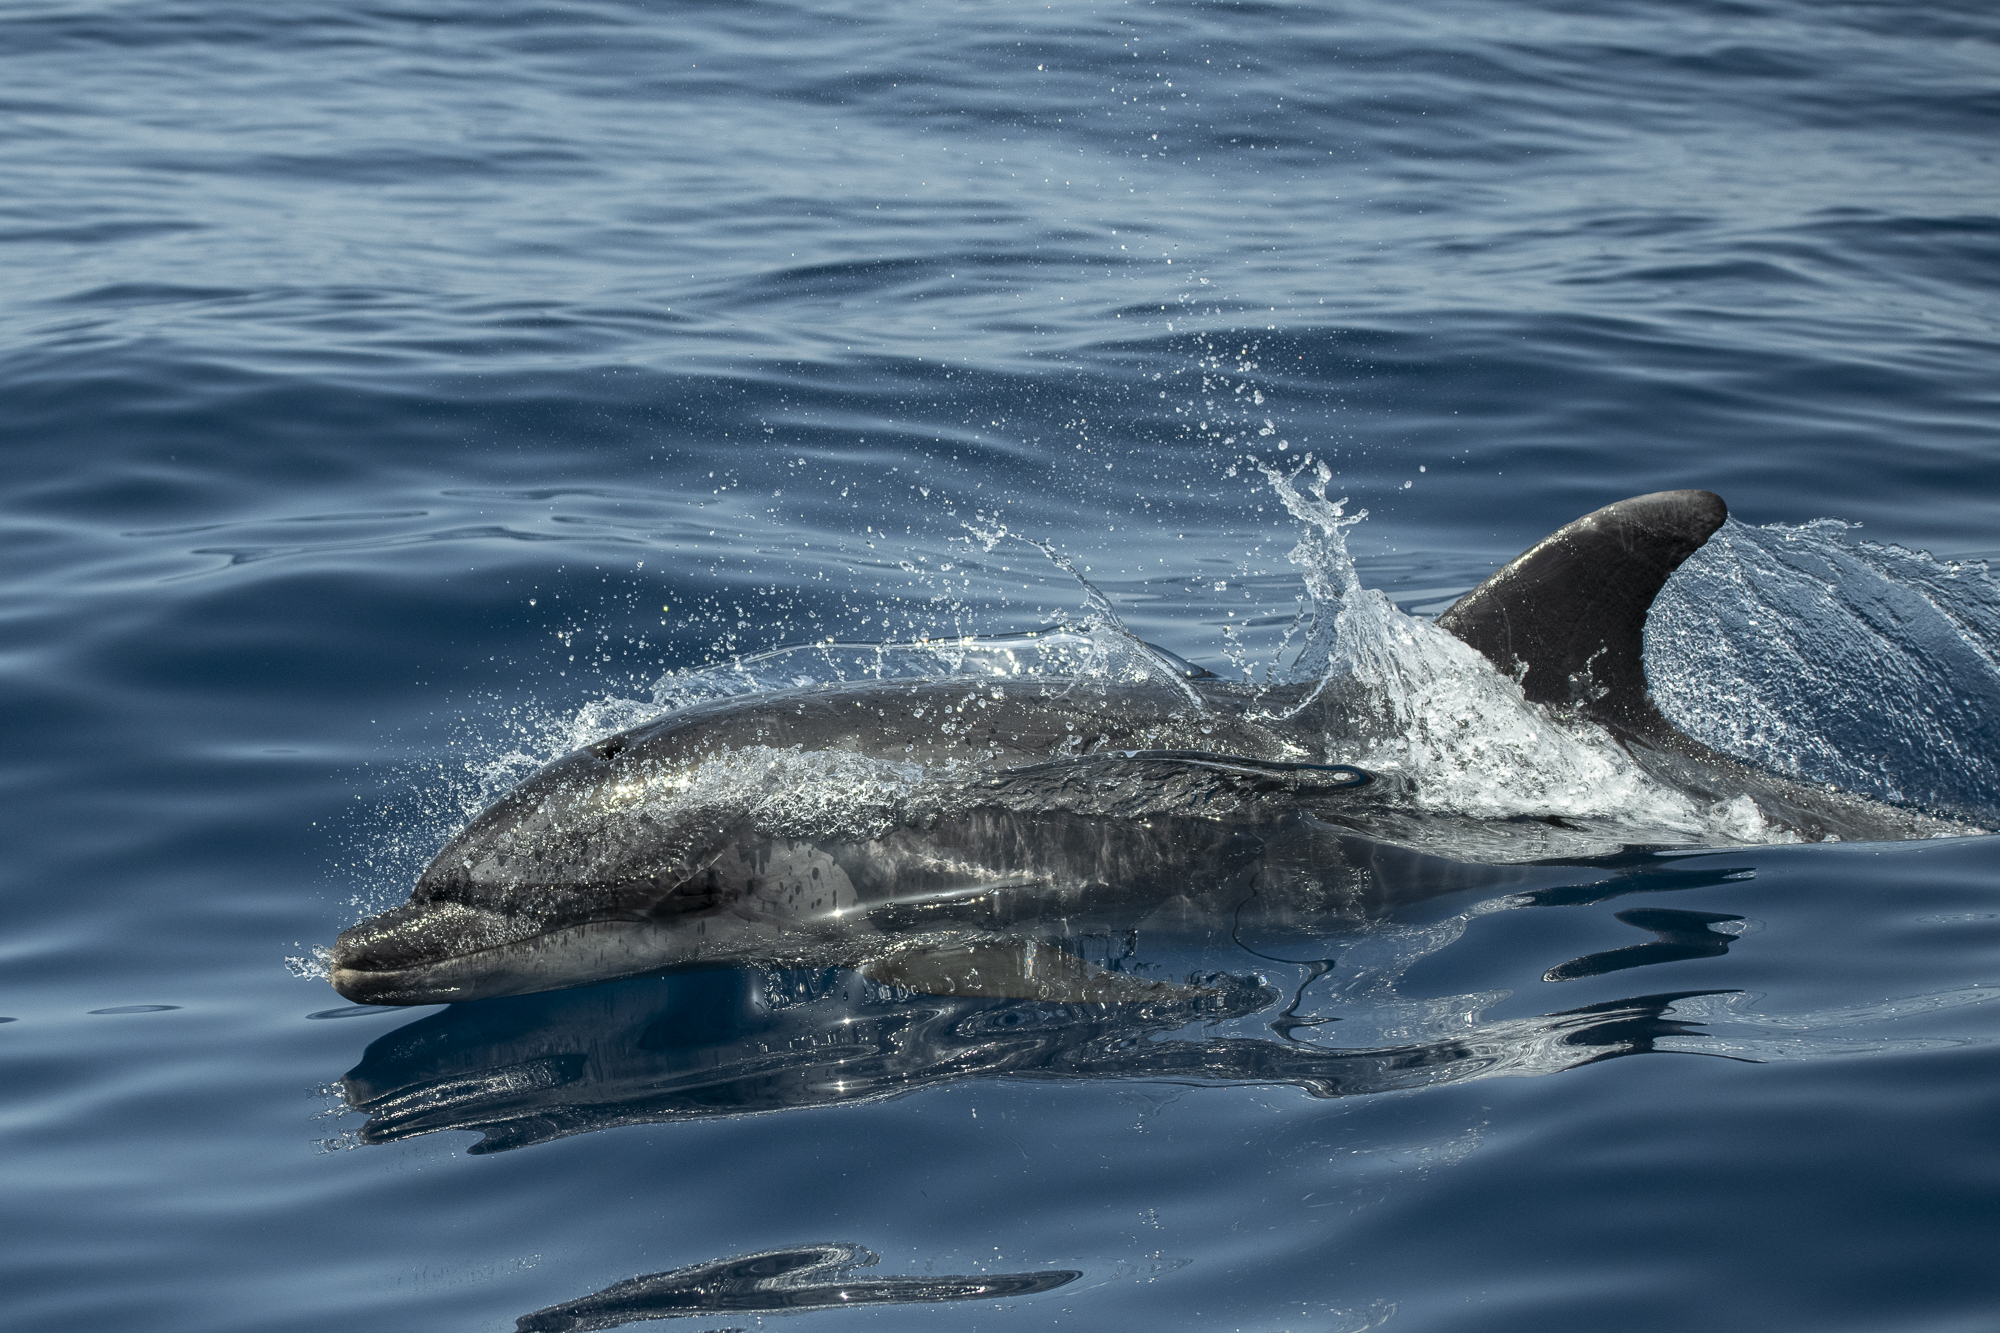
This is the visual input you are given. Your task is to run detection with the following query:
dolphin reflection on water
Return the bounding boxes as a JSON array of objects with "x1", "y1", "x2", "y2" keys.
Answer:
[{"x1": 339, "y1": 957, "x2": 1731, "y2": 1155}]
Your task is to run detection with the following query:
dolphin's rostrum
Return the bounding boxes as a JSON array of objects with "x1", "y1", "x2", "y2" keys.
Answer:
[{"x1": 328, "y1": 490, "x2": 1976, "y2": 1007}]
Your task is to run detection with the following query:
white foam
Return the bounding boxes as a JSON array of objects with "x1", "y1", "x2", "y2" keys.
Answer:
[{"x1": 1260, "y1": 462, "x2": 1778, "y2": 839}]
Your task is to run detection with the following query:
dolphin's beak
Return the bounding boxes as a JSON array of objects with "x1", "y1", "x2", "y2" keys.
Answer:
[
  {"x1": 328, "y1": 962, "x2": 457, "y2": 1006},
  {"x1": 329, "y1": 900, "x2": 534, "y2": 1005},
  {"x1": 329, "y1": 897, "x2": 719, "y2": 1006}
]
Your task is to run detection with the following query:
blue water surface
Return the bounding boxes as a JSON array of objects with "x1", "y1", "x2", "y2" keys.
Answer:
[{"x1": 3, "y1": 2, "x2": 1998, "y2": 1330}]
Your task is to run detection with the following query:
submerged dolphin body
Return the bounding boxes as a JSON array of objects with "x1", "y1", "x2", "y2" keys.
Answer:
[{"x1": 329, "y1": 490, "x2": 1972, "y2": 1006}]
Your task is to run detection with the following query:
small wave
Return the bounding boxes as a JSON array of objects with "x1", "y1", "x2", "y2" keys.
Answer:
[
  {"x1": 1660, "y1": 985, "x2": 2000, "y2": 1062},
  {"x1": 1649, "y1": 519, "x2": 2000, "y2": 822}
]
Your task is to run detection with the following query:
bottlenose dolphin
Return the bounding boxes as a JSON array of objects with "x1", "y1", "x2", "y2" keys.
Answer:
[{"x1": 328, "y1": 490, "x2": 1974, "y2": 1006}]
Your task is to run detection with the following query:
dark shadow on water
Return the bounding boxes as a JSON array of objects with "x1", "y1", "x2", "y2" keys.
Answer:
[
  {"x1": 514, "y1": 1242, "x2": 1079, "y2": 1332},
  {"x1": 1513, "y1": 856, "x2": 1755, "y2": 908},
  {"x1": 340, "y1": 966, "x2": 1733, "y2": 1155},
  {"x1": 1543, "y1": 908, "x2": 1746, "y2": 982}
]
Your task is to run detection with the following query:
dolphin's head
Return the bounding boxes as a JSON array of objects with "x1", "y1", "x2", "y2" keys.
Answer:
[
  {"x1": 327, "y1": 716, "x2": 896, "y2": 1005},
  {"x1": 328, "y1": 732, "x2": 751, "y2": 1005}
]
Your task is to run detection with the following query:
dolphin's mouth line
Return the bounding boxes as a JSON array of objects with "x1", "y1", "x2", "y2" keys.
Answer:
[{"x1": 330, "y1": 914, "x2": 669, "y2": 1002}]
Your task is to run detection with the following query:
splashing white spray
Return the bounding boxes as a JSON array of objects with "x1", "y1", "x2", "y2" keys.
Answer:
[{"x1": 1259, "y1": 461, "x2": 1756, "y2": 832}]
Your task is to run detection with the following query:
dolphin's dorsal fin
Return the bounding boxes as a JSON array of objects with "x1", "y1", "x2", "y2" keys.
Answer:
[{"x1": 1435, "y1": 490, "x2": 1726, "y2": 730}]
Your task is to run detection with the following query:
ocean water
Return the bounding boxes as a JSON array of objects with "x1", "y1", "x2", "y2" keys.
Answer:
[{"x1": 3, "y1": 2, "x2": 1998, "y2": 1330}]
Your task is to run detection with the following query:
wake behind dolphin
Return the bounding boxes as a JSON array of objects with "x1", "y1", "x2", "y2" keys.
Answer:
[{"x1": 328, "y1": 487, "x2": 1983, "y2": 1007}]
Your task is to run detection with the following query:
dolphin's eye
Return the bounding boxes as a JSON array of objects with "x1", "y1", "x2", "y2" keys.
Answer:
[{"x1": 592, "y1": 736, "x2": 629, "y2": 761}]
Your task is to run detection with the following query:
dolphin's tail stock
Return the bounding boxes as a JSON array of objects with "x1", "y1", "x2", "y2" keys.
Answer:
[{"x1": 1437, "y1": 490, "x2": 1977, "y2": 840}]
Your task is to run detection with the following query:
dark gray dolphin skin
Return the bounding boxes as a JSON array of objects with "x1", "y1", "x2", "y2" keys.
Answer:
[{"x1": 329, "y1": 490, "x2": 1975, "y2": 1006}]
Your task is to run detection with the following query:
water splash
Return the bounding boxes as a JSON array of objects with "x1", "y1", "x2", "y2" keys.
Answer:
[
  {"x1": 966, "y1": 513, "x2": 1210, "y2": 704},
  {"x1": 1256, "y1": 459, "x2": 1367, "y2": 685},
  {"x1": 1261, "y1": 463, "x2": 1737, "y2": 833},
  {"x1": 1024, "y1": 538, "x2": 1205, "y2": 709},
  {"x1": 649, "y1": 630, "x2": 1118, "y2": 711},
  {"x1": 584, "y1": 744, "x2": 932, "y2": 850}
]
